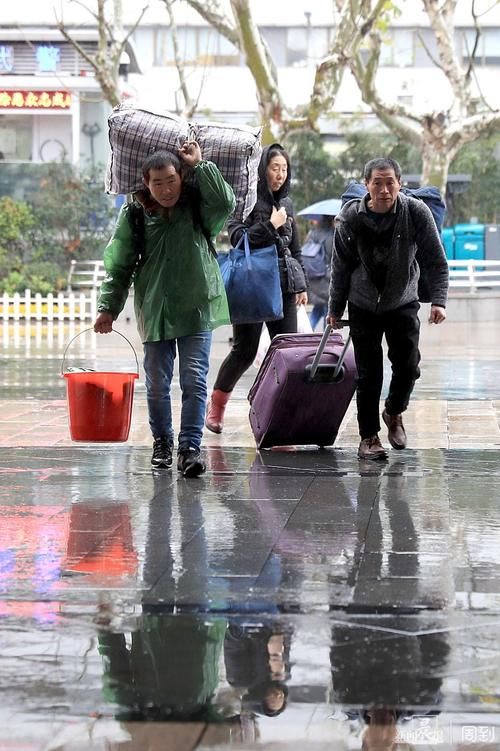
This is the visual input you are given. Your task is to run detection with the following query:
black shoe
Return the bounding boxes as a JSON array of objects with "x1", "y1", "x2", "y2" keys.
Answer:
[
  {"x1": 151, "y1": 437, "x2": 173, "y2": 468},
  {"x1": 177, "y1": 446, "x2": 206, "y2": 478}
]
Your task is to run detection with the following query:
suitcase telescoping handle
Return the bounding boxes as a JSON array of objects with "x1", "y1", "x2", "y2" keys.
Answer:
[{"x1": 306, "y1": 321, "x2": 351, "y2": 383}]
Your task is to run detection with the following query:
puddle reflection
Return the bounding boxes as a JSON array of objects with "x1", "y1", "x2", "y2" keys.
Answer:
[{"x1": 0, "y1": 320, "x2": 140, "y2": 398}]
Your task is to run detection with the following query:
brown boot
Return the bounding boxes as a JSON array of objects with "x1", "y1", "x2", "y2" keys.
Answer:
[
  {"x1": 358, "y1": 435, "x2": 388, "y2": 460},
  {"x1": 382, "y1": 409, "x2": 407, "y2": 450},
  {"x1": 205, "y1": 389, "x2": 231, "y2": 434}
]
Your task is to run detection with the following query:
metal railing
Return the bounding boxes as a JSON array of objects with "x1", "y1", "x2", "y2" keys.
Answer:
[
  {"x1": 67, "y1": 260, "x2": 106, "y2": 291},
  {"x1": 0, "y1": 260, "x2": 499, "y2": 323},
  {"x1": 448, "y1": 259, "x2": 500, "y2": 293},
  {"x1": 0, "y1": 290, "x2": 98, "y2": 321}
]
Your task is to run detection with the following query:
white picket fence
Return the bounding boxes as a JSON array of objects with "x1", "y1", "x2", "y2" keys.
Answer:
[
  {"x1": 448, "y1": 259, "x2": 500, "y2": 292},
  {"x1": 1, "y1": 261, "x2": 500, "y2": 322},
  {"x1": 1, "y1": 289, "x2": 98, "y2": 322}
]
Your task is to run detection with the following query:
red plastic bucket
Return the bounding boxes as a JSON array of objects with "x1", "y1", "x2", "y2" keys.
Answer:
[{"x1": 62, "y1": 329, "x2": 139, "y2": 442}]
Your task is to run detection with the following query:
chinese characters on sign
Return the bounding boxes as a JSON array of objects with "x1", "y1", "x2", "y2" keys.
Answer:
[
  {"x1": 0, "y1": 91, "x2": 72, "y2": 109},
  {"x1": 462, "y1": 725, "x2": 496, "y2": 743},
  {"x1": 0, "y1": 45, "x2": 14, "y2": 73},
  {"x1": 36, "y1": 45, "x2": 60, "y2": 73}
]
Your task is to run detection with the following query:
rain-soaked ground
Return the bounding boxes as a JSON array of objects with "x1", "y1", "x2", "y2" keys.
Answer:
[{"x1": 1, "y1": 317, "x2": 500, "y2": 749}]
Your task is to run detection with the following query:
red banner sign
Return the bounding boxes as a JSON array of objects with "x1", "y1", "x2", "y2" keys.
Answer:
[{"x1": 0, "y1": 90, "x2": 72, "y2": 109}]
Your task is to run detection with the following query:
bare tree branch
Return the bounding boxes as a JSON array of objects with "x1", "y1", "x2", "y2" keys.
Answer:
[
  {"x1": 228, "y1": 0, "x2": 283, "y2": 140},
  {"x1": 183, "y1": 0, "x2": 240, "y2": 47},
  {"x1": 56, "y1": 0, "x2": 149, "y2": 108},
  {"x1": 422, "y1": 0, "x2": 469, "y2": 110},
  {"x1": 163, "y1": 0, "x2": 197, "y2": 116},
  {"x1": 347, "y1": 0, "x2": 500, "y2": 192},
  {"x1": 308, "y1": 0, "x2": 391, "y2": 123}
]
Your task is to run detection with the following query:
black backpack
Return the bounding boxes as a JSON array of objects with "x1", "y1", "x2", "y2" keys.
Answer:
[{"x1": 301, "y1": 236, "x2": 328, "y2": 279}]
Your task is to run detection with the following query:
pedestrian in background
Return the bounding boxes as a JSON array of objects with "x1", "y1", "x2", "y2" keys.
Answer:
[
  {"x1": 301, "y1": 215, "x2": 336, "y2": 331},
  {"x1": 94, "y1": 141, "x2": 235, "y2": 477},
  {"x1": 206, "y1": 143, "x2": 308, "y2": 435},
  {"x1": 328, "y1": 157, "x2": 449, "y2": 460}
]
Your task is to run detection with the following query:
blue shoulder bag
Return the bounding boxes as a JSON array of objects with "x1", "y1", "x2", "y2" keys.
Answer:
[{"x1": 217, "y1": 233, "x2": 283, "y2": 325}]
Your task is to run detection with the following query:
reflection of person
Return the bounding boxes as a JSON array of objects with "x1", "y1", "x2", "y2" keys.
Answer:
[
  {"x1": 94, "y1": 142, "x2": 235, "y2": 477},
  {"x1": 98, "y1": 613, "x2": 227, "y2": 722},
  {"x1": 303, "y1": 215, "x2": 335, "y2": 331},
  {"x1": 331, "y1": 468, "x2": 450, "y2": 750},
  {"x1": 97, "y1": 473, "x2": 227, "y2": 722},
  {"x1": 224, "y1": 621, "x2": 291, "y2": 718},
  {"x1": 328, "y1": 157, "x2": 449, "y2": 460},
  {"x1": 206, "y1": 143, "x2": 308, "y2": 434},
  {"x1": 331, "y1": 623, "x2": 449, "y2": 751}
]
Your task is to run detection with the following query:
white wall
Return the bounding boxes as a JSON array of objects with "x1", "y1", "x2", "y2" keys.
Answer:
[{"x1": 33, "y1": 114, "x2": 72, "y2": 162}]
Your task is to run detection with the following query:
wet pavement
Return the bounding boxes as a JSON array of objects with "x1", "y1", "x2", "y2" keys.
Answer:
[{"x1": 1, "y1": 318, "x2": 500, "y2": 749}]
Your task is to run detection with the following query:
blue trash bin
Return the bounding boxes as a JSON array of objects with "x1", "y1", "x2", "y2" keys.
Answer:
[
  {"x1": 454, "y1": 224, "x2": 485, "y2": 261},
  {"x1": 441, "y1": 228, "x2": 455, "y2": 260}
]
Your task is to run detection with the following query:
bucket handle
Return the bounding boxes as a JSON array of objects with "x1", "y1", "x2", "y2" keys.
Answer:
[{"x1": 61, "y1": 327, "x2": 139, "y2": 377}]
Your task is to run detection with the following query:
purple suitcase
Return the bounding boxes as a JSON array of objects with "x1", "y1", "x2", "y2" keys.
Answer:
[{"x1": 248, "y1": 326, "x2": 356, "y2": 448}]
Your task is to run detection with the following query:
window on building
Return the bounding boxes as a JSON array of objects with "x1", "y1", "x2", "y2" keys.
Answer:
[
  {"x1": 460, "y1": 27, "x2": 500, "y2": 66},
  {"x1": 308, "y1": 28, "x2": 329, "y2": 61},
  {"x1": 260, "y1": 28, "x2": 287, "y2": 67},
  {"x1": 414, "y1": 28, "x2": 439, "y2": 67},
  {"x1": 484, "y1": 29, "x2": 500, "y2": 65},
  {"x1": 153, "y1": 27, "x2": 240, "y2": 66},
  {"x1": 379, "y1": 29, "x2": 414, "y2": 67},
  {"x1": 0, "y1": 116, "x2": 33, "y2": 161},
  {"x1": 286, "y1": 27, "x2": 308, "y2": 65}
]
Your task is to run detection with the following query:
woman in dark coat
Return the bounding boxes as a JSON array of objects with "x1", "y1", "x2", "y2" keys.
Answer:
[{"x1": 206, "y1": 143, "x2": 308, "y2": 434}]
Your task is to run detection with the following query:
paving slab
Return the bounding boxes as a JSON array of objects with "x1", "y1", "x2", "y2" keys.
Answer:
[{"x1": 1, "y1": 318, "x2": 500, "y2": 748}]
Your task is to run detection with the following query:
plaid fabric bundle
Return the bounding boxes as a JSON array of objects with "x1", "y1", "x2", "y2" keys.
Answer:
[{"x1": 105, "y1": 102, "x2": 262, "y2": 220}]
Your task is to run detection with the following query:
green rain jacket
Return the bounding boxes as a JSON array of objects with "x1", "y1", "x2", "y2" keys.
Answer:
[{"x1": 97, "y1": 161, "x2": 235, "y2": 342}]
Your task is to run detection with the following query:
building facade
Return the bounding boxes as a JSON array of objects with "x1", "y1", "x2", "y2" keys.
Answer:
[{"x1": 1, "y1": 0, "x2": 499, "y2": 172}]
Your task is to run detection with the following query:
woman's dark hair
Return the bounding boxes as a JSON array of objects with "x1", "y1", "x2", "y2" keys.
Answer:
[
  {"x1": 266, "y1": 144, "x2": 291, "y2": 172},
  {"x1": 142, "y1": 149, "x2": 182, "y2": 182}
]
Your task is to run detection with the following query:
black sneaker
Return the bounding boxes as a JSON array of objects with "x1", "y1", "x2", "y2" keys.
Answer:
[
  {"x1": 151, "y1": 437, "x2": 173, "y2": 468},
  {"x1": 177, "y1": 446, "x2": 206, "y2": 478}
]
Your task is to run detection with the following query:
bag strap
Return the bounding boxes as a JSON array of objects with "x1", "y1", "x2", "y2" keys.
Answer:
[
  {"x1": 127, "y1": 201, "x2": 145, "y2": 265},
  {"x1": 231, "y1": 232, "x2": 253, "y2": 268}
]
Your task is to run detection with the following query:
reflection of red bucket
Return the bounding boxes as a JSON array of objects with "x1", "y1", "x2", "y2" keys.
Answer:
[
  {"x1": 62, "y1": 328, "x2": 139, "y2": 442},
  {"x1": 64, "y1": 371, "x2": 138, "y2": 441},
  {"x1": 64, "y1": 501, "x2": 138, "y2": 576}
]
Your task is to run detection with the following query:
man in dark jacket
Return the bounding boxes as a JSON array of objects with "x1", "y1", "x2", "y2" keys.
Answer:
[{"x1": 328, "y1": 157, "x2": 448, "y2": 460}]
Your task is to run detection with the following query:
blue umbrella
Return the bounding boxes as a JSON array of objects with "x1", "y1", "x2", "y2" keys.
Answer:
[{"x1": 297, "y1": 198, "x2": 342, "y2": 218}]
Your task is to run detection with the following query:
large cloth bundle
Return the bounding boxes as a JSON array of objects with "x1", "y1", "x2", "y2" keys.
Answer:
[{"x1": 105, "y1": 102, "x2": 262, "y2": 220}]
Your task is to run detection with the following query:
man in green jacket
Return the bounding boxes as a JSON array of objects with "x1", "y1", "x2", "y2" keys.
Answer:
[{"x1": 94, "y1": 141, "x2": 235, "y2": 477}]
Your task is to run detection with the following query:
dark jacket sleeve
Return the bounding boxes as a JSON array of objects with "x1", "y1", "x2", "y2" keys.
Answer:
[
  {"x1": 409, "y1": 200, "x2": 449, "y2": 308},
  {"x1": 328, "y1": 219, "x2": 358, "y2": 318},
  {"x1": 228, "y1": 212, "x2": 279, "y2": 249}
]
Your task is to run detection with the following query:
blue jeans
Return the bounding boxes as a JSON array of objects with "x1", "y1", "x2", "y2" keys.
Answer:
[{"x1": 143, "y1": 332, "x2": 212, "y2": 450}]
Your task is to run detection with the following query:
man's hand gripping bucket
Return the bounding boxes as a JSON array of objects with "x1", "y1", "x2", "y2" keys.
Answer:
[{"x1": 61, "y1": 328, "x2": 139, "y2": 442}]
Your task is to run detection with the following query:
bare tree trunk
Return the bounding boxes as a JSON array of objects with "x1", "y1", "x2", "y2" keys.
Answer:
[
  {"x1": 56, "y1": 0, "x2": 148, "y2": 109},
  {"x1": 348, "y1": 0, "x2": 500, "y2": 194},
  {"x1": 229, "y1": 0, "x2": 283, "y2": 141},
  {"x1": 163, "y1": 0, "x2": 198, "y2": 117}
]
